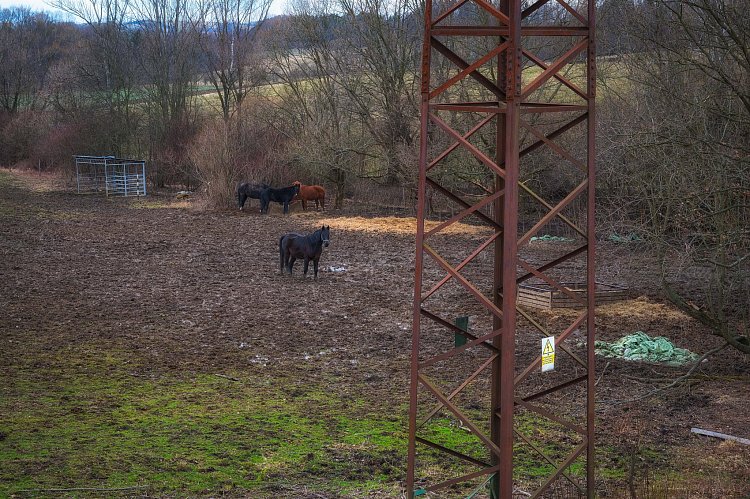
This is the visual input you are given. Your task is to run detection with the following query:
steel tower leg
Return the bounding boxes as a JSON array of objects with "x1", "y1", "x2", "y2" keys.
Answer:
[{"x1": 409, "y1": 0, "x2": 596, "y2": 497}]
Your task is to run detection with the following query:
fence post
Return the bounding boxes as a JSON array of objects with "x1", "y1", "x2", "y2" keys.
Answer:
[{"x1": 455, "y1": 316, "x2": 469, "y2": 347}]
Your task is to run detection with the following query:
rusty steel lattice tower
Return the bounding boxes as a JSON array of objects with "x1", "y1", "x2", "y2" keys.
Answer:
[{"x1": 409, "y1": 0, "x2": 595, "y2": 496}]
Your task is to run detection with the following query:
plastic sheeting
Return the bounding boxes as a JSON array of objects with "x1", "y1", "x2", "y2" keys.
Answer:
[{"x1": 595, "y1": 331, "x2": 699, "y2": 366}]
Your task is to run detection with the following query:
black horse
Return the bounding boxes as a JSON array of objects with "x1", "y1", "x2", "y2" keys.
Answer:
[
  {"x1": 260, "y1": 184, "x2": 301, "y2": 214},
  {"x1": 237, "y1": 182, "x2": 269, "y2": 211},
  {"x1": 279, "y1": 225, "x2": 331, "y2": 279}
]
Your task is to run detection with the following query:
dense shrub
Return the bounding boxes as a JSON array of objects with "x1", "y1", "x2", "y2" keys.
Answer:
[
  {"x1": 188, "y1": 101, "x2": 287, "y2": 210},
  {"x1": 30, "y1": 122, "x2": 89, "y2": 172},
  {"x1": 0, "y1": 111, "x2": 48, "y2": 167}
]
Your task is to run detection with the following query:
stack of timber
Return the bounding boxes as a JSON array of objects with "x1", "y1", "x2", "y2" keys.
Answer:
[{"x1": 517, "y1": 282, "x2": 628, "y2": 309}]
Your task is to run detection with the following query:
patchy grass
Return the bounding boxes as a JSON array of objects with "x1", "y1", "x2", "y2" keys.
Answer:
[
  {"x1": 409, "y1": 409, "x2": 632, "y2": 492},
  {"x1": 1, "y1": 338, "x2": 635, "y2": 497},
  {"x1": 0, "y1": 171, "x2": 21, "y2": 217},
  {"x1": 0, "y1": 343, "x2": 405, "y2": 497},
  {"x1": 130, "y1": 198, "x2": 193, "y2": 210},
  {"x1": 0, "y1": 169, "x2": 19, "y2": 186}
]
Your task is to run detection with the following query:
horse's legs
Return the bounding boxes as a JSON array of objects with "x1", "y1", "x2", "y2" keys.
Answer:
[
  {"x1": 238, "y1": 192, "x2": 247, "y2": 210},
  {"x1": 313, "y1": 258, "x2": 319, "y2": 279},
  {"x1": 288, "y1": 257, "x2": 296, "y2": 274},
  {"x1": 302, "y1": 199, "x2": 307, "y2": 211},
  {"x1": 303, "y1": 256, "x2": 310, "y2": 277},
  {"x1": 283, "y1": 201, "x2": 289, "y2": 214}
]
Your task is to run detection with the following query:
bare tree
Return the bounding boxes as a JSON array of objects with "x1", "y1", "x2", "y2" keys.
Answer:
[
  {"x1": 196, "y1": 0, "x2": 272, "y2": 121},
  {"x1": 338, "y1": 0, "x2": 421, "y2": 184},
  {"x1": 599, "y1": 0, "x2": 749, "y2": 353},
  {"x1": 49, "y1": 0, "x2": 141, "y2": 155},
  {"x1": 132, "y1": 0, "x2": 199, "y2": 126},
  {"x1": 0, "y1": 8, "x2": 64, "y2": 114},
  {"x1": 130, "y1": 0, "x2": 202, "y2": 186},
  {"x1": 0, "y1": 8, "x2": 79, "y2": 167},
  {"x1": 266, "y1": 1, "x2": 374, "y2": 208}
]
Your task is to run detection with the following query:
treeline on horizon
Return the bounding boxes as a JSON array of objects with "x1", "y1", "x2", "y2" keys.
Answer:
[{"x1": 0, "y1": 0, "x2": 708, "y2": 193}]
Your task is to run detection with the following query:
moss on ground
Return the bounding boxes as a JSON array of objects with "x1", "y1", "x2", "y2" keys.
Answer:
[
  {"x1": 1, "y1": 339, "x2": 637, "y2": 497},
  {"x1": 0, "y1": 343, "x2": 406, "y2": 497}
]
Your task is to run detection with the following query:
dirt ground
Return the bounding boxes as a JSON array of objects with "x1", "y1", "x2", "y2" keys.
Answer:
[{"x1": 1, "y1": 170, "x2": 748, "y2": 497}]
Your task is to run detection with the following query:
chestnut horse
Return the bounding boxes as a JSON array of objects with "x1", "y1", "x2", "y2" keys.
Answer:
[{"x1": 292, "y1": 181, "x2": 326, "y2": 211}]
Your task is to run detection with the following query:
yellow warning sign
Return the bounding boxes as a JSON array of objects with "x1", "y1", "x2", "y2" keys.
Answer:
[{"x1": 541, "y1": 336, "x2": 555, "y2": 372}]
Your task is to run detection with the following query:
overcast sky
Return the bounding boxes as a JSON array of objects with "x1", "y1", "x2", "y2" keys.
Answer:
[
  {"x1": 0, "y1": 0, "x2": 289, "y2": 19},
  {"x1": 0, "y1": 0, "x2": 68, "y2": 18}
]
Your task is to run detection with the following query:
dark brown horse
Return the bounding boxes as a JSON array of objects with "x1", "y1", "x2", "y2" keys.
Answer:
[
  {"x1": 260, "y1": 184, "x2": 300, "y2": 214},
  {"x1": 279, "y1": 225, "x2": 330, "y2": 279},
  {"x1": 237, "y1": 182, "x2": 269, "y2": 211},
  {"x1": 292, "y1": 181, "x2": 326, "y2": 211}
]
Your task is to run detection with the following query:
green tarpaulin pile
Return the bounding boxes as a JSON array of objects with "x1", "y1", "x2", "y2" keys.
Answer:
[
  {"x1": 595, "y1": 331, "x2": 700, "y2": 366},
  {"x1": 530, "y1": 235, "x2": 573, "y2": 242}
]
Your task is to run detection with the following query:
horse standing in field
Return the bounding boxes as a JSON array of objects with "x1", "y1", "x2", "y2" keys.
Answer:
[
  {"x1": 292, "y1": 181, "x2": 326, "y2": 211},
  {"x1": 279, "y1": 225, "x2": 331, "y2": 279},
  {"x1": 237, "y1": 182, "x2": 269, "y2": 211},
  {"x1": 260, "y1": 184, "x2": 301, "y2": 214}
]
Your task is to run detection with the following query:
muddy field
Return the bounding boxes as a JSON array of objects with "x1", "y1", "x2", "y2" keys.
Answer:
[{"x1": 1, "y1": 170, "x2": 748, "y2": 497}]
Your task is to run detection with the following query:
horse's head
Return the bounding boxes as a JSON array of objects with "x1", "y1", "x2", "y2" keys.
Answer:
[
  {"x1": 292, "y1": 183, "x2": 301, "y2": 195},
  {"x1": 321, "y1": 225, "x2": 330, "y2": 247}
]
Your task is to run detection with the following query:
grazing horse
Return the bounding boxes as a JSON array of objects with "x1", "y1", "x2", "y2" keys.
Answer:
[
  {"x1": 279, "y1": 225, "x2": 331, "y2": 279},
  {"x1": 260, "y1": 184, "x2": 301, "y2": 214},
  {"x1": 237, "y1": 182, "x2": 269, "y2": 211},
  {"x1": 292, "y1": 181, "x2": 326, "y2": 211}
]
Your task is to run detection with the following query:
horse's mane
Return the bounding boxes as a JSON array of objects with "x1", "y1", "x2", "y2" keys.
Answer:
[{"x1": 305, "y1": 227, "x2": 323, "y2": 240}]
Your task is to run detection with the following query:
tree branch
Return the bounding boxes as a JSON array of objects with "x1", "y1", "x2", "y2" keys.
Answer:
[{"x1": 600, "y1": 342, "x2": 730, "y2": 406}]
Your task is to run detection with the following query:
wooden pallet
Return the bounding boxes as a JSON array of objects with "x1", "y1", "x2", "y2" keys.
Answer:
[{"x1": 517, "y1": 282, "x2": 628, "y2": 309}]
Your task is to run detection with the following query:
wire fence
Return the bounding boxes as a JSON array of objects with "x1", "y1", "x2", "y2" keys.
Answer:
[{"x1": 75, "y1": 156, "x2": 147, "y2": 197}]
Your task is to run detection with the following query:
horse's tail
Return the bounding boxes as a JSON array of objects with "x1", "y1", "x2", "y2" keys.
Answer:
[
  {"x1": 236, "y1": 184, "x2": 243, "y2": 210},
  {"x1": 318, "y1": 187, "x2": 325, "y2": 210},
  {"x1": 279, "y1": 235, "x2": 286, "y2": 272},
  {"x1": 260, "y1": 189, "x2": 269, "y2": 214}
]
